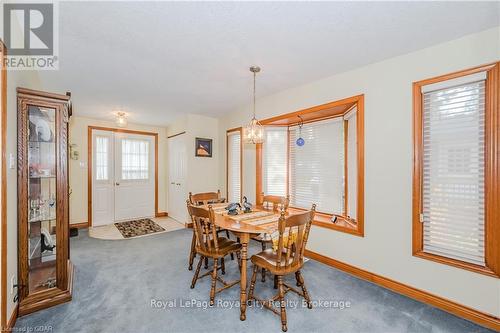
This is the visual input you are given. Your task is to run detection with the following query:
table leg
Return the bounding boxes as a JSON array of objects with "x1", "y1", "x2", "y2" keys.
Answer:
[{"x1": 239, "y1": 233, "x2": 249, "y2": 321}]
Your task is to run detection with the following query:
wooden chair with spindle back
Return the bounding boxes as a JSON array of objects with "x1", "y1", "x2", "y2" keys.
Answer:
[
  {"x1": 248, "y1": 204, "x2": 316, "y2": 332},
  {"x1": 187, "y1": 203, "x2": 242, "y2": 305},
  {"x1": 187, "y1": 190, "x2": 232, "y2": 270},
  {"x1": 253, "y1": 193, "x2": 290, "y2": 282}
]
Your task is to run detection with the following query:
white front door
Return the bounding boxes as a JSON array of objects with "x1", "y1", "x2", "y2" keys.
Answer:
[
  {"x1": 92, "y1": 130, "x2": 155, "y2": 226},
  {"x1": 168, "y1": 133, "x2": 187, "y2": 223}
]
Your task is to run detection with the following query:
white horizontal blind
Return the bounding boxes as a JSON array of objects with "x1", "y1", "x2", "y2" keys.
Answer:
[
  {"x1": 263, "y1": 128, "x2": 287, "y2": 197},
  {"x1": 422, "y1": 77, "x2": 486, "y2": 266},
  {"x1": 227, "y1": 131, "x2": 241, "y2": 203},
  {"x1": 121, "y1": 139, "x2": 149, "y2": 180},
  {"x1": 289, "y1": 118, "x2": 344, "y2": 214},
  {"x1": 345, "y1": 109, "x2": 357, "y2": 219}
]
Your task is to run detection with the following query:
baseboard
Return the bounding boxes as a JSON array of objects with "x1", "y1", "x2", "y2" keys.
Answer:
[
  {"x1": 6, "y1": 304, "x2": 18, "y2": 331},
  {"x1": 155, "y1": 212, "x2": 168, "y2": 217},
  {"x1": 305, "y1": 249, "x2": 500, "y2": 331},
  {"x1": 70, "y1": 222, "x2": 89, "y2": 229}
]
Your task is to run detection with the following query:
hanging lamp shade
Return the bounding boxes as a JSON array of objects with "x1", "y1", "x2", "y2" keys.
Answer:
[{"x1": 243, "y1": 66, "x2": 265, "y2": 144}]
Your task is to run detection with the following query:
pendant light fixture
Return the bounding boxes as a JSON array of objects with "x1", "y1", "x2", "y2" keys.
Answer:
[{"x1": 243, "y1": 66, "x2": 264, "y2": 144}]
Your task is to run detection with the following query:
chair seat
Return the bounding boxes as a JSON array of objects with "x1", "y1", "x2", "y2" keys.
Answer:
[
  {"x1": 251, "y1": 249, "x2": 302, "y2": 275},
  {"x1": 251, "y1": 233, "x2": 272, "y2": 242},
  {"x1": 197, "y1": 237, "x2": 241, "y2": 258}
]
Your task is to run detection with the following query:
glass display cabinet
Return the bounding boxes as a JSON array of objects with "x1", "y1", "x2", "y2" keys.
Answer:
[{"x1": 17, "y1": 88, "x2": 74, "y2": 316}]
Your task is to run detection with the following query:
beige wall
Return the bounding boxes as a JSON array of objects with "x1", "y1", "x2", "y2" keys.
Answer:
[
  {"x1": 5, "y1": 71, "x2": 43, "y2": 323},
  {"x1": 218, "y1": 26, "x2": 500, "y2": 317},
  {"x1": 69, "y1": 116, "x2": 168, "y2": 224}
]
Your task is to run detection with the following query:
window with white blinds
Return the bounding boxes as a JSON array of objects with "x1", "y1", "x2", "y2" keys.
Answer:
[
  {"x1": 421, "y1": 73, "x2": 486, "y2": 266},
  {"x1": 227, "y1": 131, "x2": 241, "y2": 203},
  {"x1": 345, "y1": 108, "x2": 357, "y2": 220},
  {"x1": 121, "y1": 139, "x2": 150, "y2": 180},
  {"x1": 263, "y1": 128, "x2": 287, "y2": 197},
  {"x1": 289, "y1": 118, "x2": 344, "y2": 214}
]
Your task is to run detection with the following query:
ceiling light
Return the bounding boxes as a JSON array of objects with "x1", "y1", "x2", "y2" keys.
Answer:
[
  {"x1": 115, "y1": 112, "x2": 127, "y2": 128},
  {"x1": 243, "y1": 66, "x2": 264, "y2": 144}
]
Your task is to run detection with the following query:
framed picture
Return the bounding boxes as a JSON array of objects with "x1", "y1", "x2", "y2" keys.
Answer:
[{"x1": 195, "y1": 137, "x2": 212, "y2": 157}]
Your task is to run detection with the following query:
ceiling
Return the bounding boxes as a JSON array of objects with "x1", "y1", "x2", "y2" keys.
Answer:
[{"x1": 37, "y1": 1, "x2": 500, "y2": 126}]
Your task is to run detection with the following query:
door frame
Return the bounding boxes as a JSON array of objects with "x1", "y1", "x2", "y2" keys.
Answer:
[
  {"x1": 1, "y1": 40, "x2": 8, "y2": 331},
  {"x1": 87, "y1": 126, "x2": 164, "y2": 227}
]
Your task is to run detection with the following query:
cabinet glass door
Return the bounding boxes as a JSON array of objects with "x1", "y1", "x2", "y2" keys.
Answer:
[{"x1": 27, "y1": 105, "x2": 57, "y2": 293}]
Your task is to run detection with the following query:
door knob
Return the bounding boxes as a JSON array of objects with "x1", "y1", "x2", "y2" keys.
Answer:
[
  {"x1": 115, "y1": 182, "x2": 120, "y2": 186},
  {"x1": 176, "y1": 183, "x2": 181, "y2": 186}
]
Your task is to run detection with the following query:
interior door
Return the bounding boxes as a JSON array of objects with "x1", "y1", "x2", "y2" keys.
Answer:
[
  {"x1": 92, "y1": 130, "x2": 115, "y2": 226},
  {"x1": 168, "y1": 133, "x2": 187, "y2": 223},
  {"x1": 114, "y1": 132, "x2": 155, "y2": 221}
]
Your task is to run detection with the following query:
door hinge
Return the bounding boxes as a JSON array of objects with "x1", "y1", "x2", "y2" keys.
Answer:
[{"x1": 419, "y1": 213, "x2": 424, "y2": 223}]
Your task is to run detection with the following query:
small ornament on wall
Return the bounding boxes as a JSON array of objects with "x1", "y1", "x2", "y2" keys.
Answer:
[{"x1": 195, "y1": 137, "x2": 212, "y2": 157}]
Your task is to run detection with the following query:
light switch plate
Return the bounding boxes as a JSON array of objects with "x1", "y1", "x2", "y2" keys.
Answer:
[{"x1": 9, "y1": 153, "x2": 15, "y2": 169}]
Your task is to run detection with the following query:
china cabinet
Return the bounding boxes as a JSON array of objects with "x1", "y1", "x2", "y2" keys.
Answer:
[{"x1": 17, "y1": 88, "x2": 74, "y2": 316}]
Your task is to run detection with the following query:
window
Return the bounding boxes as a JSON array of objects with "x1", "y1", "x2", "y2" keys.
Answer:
[
  {"x1": 289, "y1": 118, "x2": 344, "y2": 214},
  {"x1": 227, "y1": 129, "x2": 242, "y2": 203},
  {"x1": 413, "y1": 63, "x2": 500, "y2": 277},
  {"x1": 121, "y1": 139, "x2": 149, "y2": 180},
  {"x1": 257, "y1": 95, "x2": 364, "y2": 236},
  {"x1": 95, "y1": 136, "x2": 109, "y2": 181},
  {"x1": 262, "y1": 128, "x2": 287, "y2": 197}
]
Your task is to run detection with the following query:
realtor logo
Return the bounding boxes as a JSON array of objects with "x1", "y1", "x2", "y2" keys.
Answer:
[{"x1": 2, "y1": 2, "x2": 59, "y2": 70}]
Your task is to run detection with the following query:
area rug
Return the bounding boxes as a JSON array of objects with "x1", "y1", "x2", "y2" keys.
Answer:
[
  {"x1": 88, "y1": 217, "x2": 185, "y2": 240},
  {"x1": 114, "y1": 218, "x2": 165, "y2": 238}
]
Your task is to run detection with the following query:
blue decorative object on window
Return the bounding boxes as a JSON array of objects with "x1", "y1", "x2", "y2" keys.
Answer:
[{"x1": 296, "y1": 115, "x2": 305, "y2": 147}]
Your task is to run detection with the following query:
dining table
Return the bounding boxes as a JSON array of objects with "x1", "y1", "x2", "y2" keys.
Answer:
[{"x1": 198, "y1": 202, "x2": 282, "y2": 321}]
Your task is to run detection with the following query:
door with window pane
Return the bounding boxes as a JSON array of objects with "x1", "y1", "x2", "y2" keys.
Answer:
[{"x1": 92, "y1": 130, "x2": 155, "y2": 225}]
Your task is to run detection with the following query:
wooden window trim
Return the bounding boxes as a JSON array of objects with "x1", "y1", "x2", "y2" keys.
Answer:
[
  {"x1": 226, "y1": 127, "x2": 243, "y2": 203},
  {"x1": 412, "y1": 62, "x2": 500, "y2": 278},
  {"x1": 256, "y1": 94, "x2": 364, "y2": 237}
]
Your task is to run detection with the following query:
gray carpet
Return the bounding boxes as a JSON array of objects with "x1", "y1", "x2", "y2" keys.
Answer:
[{"x1": 15, "y1": 228, "x2": 493, "y2": 333}]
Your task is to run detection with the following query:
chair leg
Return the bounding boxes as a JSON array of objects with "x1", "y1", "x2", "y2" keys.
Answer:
[
  {"x1": 278, "y1": 276, "x2": 288, "y2": 332},
  {"x1": 261, "y1": 242, "x2": 266, "y2": 282},
  {"x1": 204, "y1": 257, "x2": 209, "y2": 269},
  {"x1": 274, "y1": 275, "x2": 278, "y2": 289},
  {"x1": 188, "y1": 232, "x2": 196, "y2": 271},
  {"x1": 295, "y1": 271, "x2": 302, "y2": 287},
  {"x1": 227, "y1": 230, "x2": 235, "y2": 260},
  {"x1": 297, "y1": 270, "x2": 312, "y2": 309},
  {"x1": 210, "y1": 259, "x2": 218, "y2": 306},
  {"x1": 248, "y1": 265, "x2": 259, "y2": 304},
  {"x1": 190, "y1": 256, "x2": 204, "y2": 289},
  {"x1": 221, "y1": 257, "x2": 226, "y2": 275}
]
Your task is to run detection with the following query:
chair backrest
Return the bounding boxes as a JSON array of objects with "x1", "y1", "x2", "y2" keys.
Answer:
[
  {"x1": 186, "y1": 201, "x2": 219, "y2": 253},
  {"x1": 189, "y1": 190, "x2": 224, "y2": 206},
  {"x1": 275, "y1": 204, "x2": 316, "y2": 270},
  {"x1": 261, "y1": 193, "x2": 289, "y2": 212}
]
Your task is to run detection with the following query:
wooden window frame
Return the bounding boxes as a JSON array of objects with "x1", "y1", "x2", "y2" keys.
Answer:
[
  {"x1": 412, "y1": 62, "x2": 500, "y2": 278},
  {"x1": 226, "y1": 127, "x2": 243, "y2": 203},
  {"x1": 256, "y1": 94, "x2": 365, "y2": 237}
]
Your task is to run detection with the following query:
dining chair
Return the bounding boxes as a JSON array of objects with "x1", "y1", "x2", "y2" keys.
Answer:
[
  {"x1": 248, "y1": 204, "x2": 316, "y2": 332},
  {"x1": 253, "y1": 193, "x2": 290, "y2": 283},
  {"x1": 187, "y1": 190, "x2": 231, "y2": 270},
  {"x1": 187, "y1": 203, "x2": 242, "y2": 305}
]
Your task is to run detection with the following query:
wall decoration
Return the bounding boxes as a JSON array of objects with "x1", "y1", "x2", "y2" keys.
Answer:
[{"x1": 195, "y1": 137, "x2": 212, "y2": 157}]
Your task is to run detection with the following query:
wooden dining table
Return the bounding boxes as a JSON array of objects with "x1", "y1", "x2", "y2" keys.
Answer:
[{"x1": 198, "y1": 203, "x2": 281, "y2": 321}]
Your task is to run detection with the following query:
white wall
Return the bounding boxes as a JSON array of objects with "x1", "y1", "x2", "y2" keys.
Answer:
[
  {"x1": 68, "y1": 116, "x2": 168, "y2": 224},
  {"x1": 218, "y1": 26, "x2": 500, "y2": 317},
  {"x1": 5, "y1": 70, "x2": 43, "y2": 323}
]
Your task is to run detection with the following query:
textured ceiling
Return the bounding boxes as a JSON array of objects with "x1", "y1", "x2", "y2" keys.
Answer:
[{"x1": 37, "y1": 1, "x2": 500, "y2": 126}]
